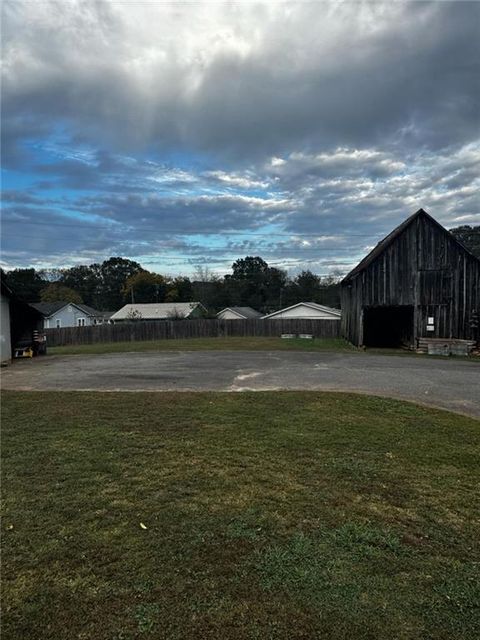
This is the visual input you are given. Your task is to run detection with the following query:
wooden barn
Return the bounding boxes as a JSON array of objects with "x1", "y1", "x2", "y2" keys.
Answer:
[{"x1": 341, "y1": 209, "x2": 480, "y2": 349}]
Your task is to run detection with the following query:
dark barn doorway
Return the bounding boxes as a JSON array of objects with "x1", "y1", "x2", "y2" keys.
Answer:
[{"x1": 363, "y1": 306, "x2": 414, "y2": 348}]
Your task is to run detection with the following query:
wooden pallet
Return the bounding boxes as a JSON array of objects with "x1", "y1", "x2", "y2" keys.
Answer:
[{"x1": 416, "y1": 337, "x2": 476, "y2": 356}]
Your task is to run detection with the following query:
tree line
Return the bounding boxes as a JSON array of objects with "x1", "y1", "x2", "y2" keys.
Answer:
[
  {"x1": 3, "y1": 256, "x2": 342, "y2": 313},
  {"x1": 4, "y1": 225, "x2": 478, "y2": 313}
]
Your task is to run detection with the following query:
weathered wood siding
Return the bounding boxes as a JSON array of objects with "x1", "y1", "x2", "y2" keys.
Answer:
[
  {"x1": 341, "y1": 212, "x2": 480, "y2": 345},
  {"x1": 44, "y1": 318, "x2": 341, "y2": 347}
]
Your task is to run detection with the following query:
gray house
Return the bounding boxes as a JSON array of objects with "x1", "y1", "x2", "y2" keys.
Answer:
[
  {"x1": 30, "y1": 302, "x2": 108, "y2": 329},
  {"x1": 216, "y1": 306, "x2": 262, "y2": 320}
]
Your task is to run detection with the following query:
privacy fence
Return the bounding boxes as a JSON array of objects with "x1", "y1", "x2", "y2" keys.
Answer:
[{"x1": 44, "y1": 318, "x2": 341, "y2": 347}]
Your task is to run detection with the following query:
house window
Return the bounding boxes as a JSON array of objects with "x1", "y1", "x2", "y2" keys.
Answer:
[
  {"x1": 56, "y1": 319, "x2": 61, "y2": 328},
  {"x1": 78, "y1": 318, "x2": 86, "y2": 327}
]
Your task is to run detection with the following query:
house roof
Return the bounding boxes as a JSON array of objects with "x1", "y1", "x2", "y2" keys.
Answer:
[
  {"x1": 262, "y1": 302, "x2": 341, "y2": 319},
  {"x1": 342, "y1": 208, "x2": 480, "y2": 283},
  {"x1": 30, "y1": 301, "x2": 103, "y2": 317},
  {"x1": 217, "y1": 306, "x2": 262, "y2": 319},
  {"x1": 110, "y1": 302, "x2": 206, "y2": 321}
]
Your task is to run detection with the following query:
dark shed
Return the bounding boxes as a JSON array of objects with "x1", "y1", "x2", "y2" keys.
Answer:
[
  {"x1": 341, "y1": 209, "x2": 480, "y2": 347},
  {"x1": 1, "y1": 278, "x2": 44, "y2": 359}
]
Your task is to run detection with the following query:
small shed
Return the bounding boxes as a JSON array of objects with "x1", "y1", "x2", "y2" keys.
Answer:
[
  {"x1": 341, "y1": 209, "x2": 480, "y2": 348},
  {"x1": 1, "y1": 279, "x2": 43, "y2": 362}
]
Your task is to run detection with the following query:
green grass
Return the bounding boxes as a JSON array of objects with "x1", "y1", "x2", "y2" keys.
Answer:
[
  {"x1": 49, "y1": 336, "x2": 355, "y2": 356},
  {"x1": 47, "y1": 337, "x2": 479, "y2": 360},
  {"x1": 2, "y1": 391, "x2": 479, "y2": 639}
]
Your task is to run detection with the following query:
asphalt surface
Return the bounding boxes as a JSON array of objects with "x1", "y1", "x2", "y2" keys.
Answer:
[{"x1": 2, "y1": 350, "x2": 479, "y2": 418}]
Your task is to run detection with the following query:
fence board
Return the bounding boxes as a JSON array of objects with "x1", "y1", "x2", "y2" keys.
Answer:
[{"x1": 44, "y1": 318, "x2": 341, "y2": 347}]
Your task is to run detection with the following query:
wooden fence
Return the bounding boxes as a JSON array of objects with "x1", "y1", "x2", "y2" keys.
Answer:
[{"x1": 44, "y1": 318, "x2": 341, "y2": 346}]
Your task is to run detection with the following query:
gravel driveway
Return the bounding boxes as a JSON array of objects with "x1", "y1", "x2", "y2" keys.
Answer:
[{"x1": 2, "y1": 350, "x2": 479, "y2": 418}]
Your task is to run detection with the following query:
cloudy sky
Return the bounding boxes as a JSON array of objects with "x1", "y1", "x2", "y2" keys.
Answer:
[{"x1": 2, "y1": 0, "x2": 479, "y2": 277}]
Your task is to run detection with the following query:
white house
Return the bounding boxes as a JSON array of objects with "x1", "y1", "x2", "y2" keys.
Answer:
[
  {"x1": 262, "y1": 302, "x2": 341, "y2": 320},
  {"x1": 216, "y1": 306, "x2": 262, "y2": 320},
  {"x1": 30, "y1": 302, "x2": 108, "y2": 328},
  {"x1": 110, "y1": 302, "x2": 207, "y2": 322}
]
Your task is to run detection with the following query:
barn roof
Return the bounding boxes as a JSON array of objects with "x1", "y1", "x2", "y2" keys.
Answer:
[{"x1": 342, "y1": 208, "x2": 479, "y2": 283}]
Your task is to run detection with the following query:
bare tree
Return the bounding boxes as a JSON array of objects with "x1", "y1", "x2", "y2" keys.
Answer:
[{"x1": 126, "y1": 308, "x2": 142, "y2": 321}]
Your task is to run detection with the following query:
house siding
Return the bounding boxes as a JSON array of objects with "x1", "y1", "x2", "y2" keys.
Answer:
[{"x1": 44, "y1": 305, "x2": 94, "y2": 329}]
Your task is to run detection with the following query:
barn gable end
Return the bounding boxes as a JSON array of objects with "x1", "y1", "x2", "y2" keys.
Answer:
[{"x1": 341, "y1": 209, "x2": 480, "y2": 347}]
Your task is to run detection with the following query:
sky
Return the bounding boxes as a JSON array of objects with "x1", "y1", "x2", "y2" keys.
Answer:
[{"x1": 1, "y1": 0, "x2": 479, "y2": 277}]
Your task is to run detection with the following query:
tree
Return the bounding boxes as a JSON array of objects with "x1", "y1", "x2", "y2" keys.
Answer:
[
  {"x1": 225, "y1": 256, "x2": 286, "y2": 312},
  {"x1": 126, "y1": 308, "x2": 142, "y2": 321},
  {"x1": 229, "y1": 256, "x2": 269, "y2": 280},
  {"x1": 450, "y1": 225, "x2": 480, "y2": 259},
  {"x1": 191, "y1": 265, "x2": 225, "y2": 311},
  {"x1": 165, "y1": 276, "x2": 194, "y2": 302},
  {"x1": 98, "y1": 257, "x2": 144, "y2": 310},
  {"x1": 281, "y1": 271, "x2": 341, "y2": 308},
  {"x1": 263, "y1": 266, "x2": 287, "y2": 310},
  {"x1": 167, "y1": 306, "x2": 187, "y2": 320},
  {"x1": 40, "y1": 283, "x2": 83, "y2": 304},
  {"x1": 123, "y1": 271, "x2": 167, "y2": 303},
  {"x1": 317, "y1": 276, "x2": 341, "y2": 308},
  {"x1": 295, "y1": 270, "x2": 321, "y2": 300},
  {"x1": 60, "y1": 264, "x2": 102, "y2": 308},
  {"x1": 4, "y1": 268, "x2": 47, "y2": 301}
]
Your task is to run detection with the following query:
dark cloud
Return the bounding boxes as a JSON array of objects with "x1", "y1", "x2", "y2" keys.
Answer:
[
  {"x1": 3, "y1": 1, "x2": 479, "y2": 158},
  {"x1": 1, "y1": 0, "x2": 479, "y2": 273}
]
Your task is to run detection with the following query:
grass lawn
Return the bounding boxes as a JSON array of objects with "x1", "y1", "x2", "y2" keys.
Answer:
[
  {"x1": 49, "y1": 336, "x2": 355, "y2": 356},
  {"x1": 47, "y1": 338, "x2": 478, "y2": 360},
  {"x1": 2, "y1": 391, "x2": 479, "y2": 639}
]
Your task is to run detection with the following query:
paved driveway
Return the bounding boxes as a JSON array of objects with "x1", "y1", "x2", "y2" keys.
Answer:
[{"x1": 2, "y1": 350, "x2": 479, "y2": 418}]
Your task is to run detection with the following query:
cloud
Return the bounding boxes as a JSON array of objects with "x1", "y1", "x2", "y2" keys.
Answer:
[
  {"x1": 3, "y1": 140, "x2": 478, "y2": 273},
  {"x1": 1, "y1": 0, "x2": 479, "y2": 274},
  {"x1": 3, "y1": 1, "x2": 479, "y2": 158}
]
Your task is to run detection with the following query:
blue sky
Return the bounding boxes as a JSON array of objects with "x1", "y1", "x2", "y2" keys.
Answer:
[{"x1": 1, "y1": 0, "x2": 479, "y2": 277}]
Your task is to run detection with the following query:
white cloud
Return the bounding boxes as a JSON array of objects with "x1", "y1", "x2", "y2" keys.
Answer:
[{"x1": 1, "y1": 1, "x2": 478, "y2": 274}]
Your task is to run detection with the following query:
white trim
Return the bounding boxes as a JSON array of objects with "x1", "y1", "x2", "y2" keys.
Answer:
[{"x1": 216, "y1": 307, "x2": 247, "y2": 320}]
